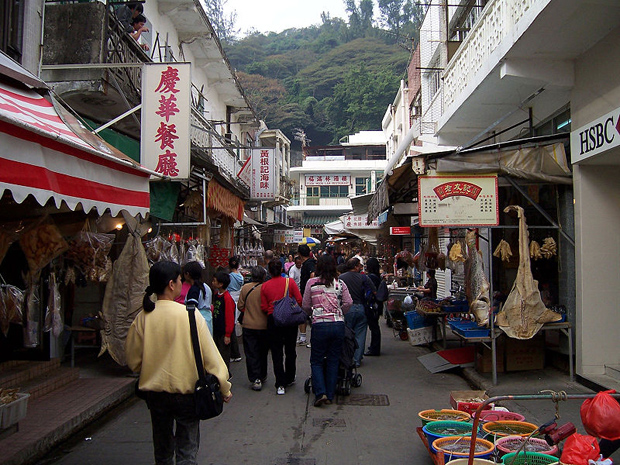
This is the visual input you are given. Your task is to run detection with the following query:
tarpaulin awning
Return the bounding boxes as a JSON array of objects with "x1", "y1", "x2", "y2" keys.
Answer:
[
  {"x1": 207, "y1": 179, "x2": 244, "y2": 221},
  {"x1": 0, "y1": 78, "x2": 151, "y2": 217},
  {"x1": 323, "y1": 219, "x2": 381, "y2": 246},
  {"x1": 303, "y1": 215, "x2": 341, "y2": 227}
]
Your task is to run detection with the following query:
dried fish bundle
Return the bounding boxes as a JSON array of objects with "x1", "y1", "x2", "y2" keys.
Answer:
[
  {"x1": 449, "y1": 242, "x2": 466, "y2": 263},
  {"x1": 493, "y1": 239, "x2": 513, "y2": 262},
  {"x1": 540, "y1": 237, "x2": 557, "y2": 258},
  {"x1": 530, "y1": 240, "x2": 542, "y2": 260}
]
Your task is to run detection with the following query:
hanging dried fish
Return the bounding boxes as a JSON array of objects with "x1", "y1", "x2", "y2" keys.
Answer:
[
  {"x1": 529, "y1": 240, "x2": 542, "y2": 260},
  {"x1": 449, "y1": 242, "x2": 466, "y2": 262},
  {"x1": 540, "y1": 237, "x2": 557, "y2": 258},
  {"x1": 493, "y1": 239, "x2": 513, "y2": 262}
]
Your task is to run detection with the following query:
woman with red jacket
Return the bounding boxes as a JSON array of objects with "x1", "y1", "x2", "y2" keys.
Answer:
[{"x1": 261, "y1": 259, "x2": 303, "y2": 395}]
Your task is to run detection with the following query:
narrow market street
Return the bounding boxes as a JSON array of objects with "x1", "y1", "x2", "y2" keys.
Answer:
[{"x1": 33, "y1": 323, "x2": 598, "y2": 465}]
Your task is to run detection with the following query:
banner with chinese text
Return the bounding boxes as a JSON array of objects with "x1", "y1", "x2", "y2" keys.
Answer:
[
  {"x1": 341, "y1": 214, "x2": 380, "y2": 229},
  {"x1": 305, "y1": 174, "x2": 349, "y2": 186},
  {"x1": 141, "y1": 63, "x2": 191, "y2": 179},
  {"x1": 248, "y1": 148, "x2": 276, "y2": 200},
  {"x1": 418, "y1": 175, "x2": 499, "y2": 227}
]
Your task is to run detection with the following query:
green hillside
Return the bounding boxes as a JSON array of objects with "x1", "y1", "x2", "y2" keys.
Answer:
[{"x1": 223, "y1": 17, "x2": 416, "y2": 147}]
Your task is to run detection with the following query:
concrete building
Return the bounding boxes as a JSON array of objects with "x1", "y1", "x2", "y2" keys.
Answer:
[{"x1": 380, "y1": 0, "x2": 620, "y2": 386}]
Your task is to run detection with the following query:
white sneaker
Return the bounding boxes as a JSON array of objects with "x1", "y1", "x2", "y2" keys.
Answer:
[
  {"x1": 276, "y1": 386, "x2": 285, "y2": 395},
  {"x1": 231, "y1": 357, "x2": 242, "y2": 362},
  {"x1": 306, "y1": 342, "x2": 311, "y2": 348},
  {"x1": 252, "y1": 379, "x2": 262, "y2": 391},
  {"x1": 296, "y1": 338, "x2": 307, "y2": 346}
]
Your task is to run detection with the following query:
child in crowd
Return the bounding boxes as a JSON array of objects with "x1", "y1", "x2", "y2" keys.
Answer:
[
  {"x1": 212, "y1": 271, "x2": 236, "y2": 371},
  {"x1": 183, "y1": 261, "x2": 213, "y2": 335}
]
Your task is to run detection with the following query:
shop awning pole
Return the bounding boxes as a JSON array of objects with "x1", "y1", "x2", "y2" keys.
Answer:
[{"x1": 504, "y1": 176, "x2": 575, "y2": 247}]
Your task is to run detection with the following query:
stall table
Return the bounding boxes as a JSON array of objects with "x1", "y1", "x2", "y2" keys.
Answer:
[{"x1": 451, "y1": 321, "x2": 573, "y2": 385}]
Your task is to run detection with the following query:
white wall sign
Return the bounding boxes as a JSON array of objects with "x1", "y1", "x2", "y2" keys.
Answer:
[
  {"x1": 571, "y1": 106, "x2": 620, "y2": 163},
  {"x1": 305, "y1": 174, "x2": 349, "y2": 186},
  {"x1": 418, "y1": 175, "x2": 499, "y2": 227},
  {"x1": 293, "y1": 229, "x2": 304, "y2": 243},
  {"x1": 141, "y1": 63, "x2": 191, "y2": 179},
  {"x1": 284, "y1": 229, "x2": 295, "y2": 243},
  {"x1": 341, "y1": 214, "x2": 380, "y2": 229},
  {"x1": 245, "y1": 148, "x2": 276, "y2": 200}
]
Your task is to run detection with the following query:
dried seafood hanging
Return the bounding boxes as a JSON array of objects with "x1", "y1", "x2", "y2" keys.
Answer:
[
  {"x1": 540, "y1": 237, "x2": 557, "y2": 258},
  {"x1": 448, "y1": 242, "x2": 466, "y2": 262},
  {"x1": 464, "y1": 230, "x2": 491, "y2": 326},
  {"x1": 530, "y1": 240, "x2": 542, "y2": 260},
  {"x1": 496, "y1": 205, "x2": 561, "y2": 339},
  {"x1": 493, "y1": 239, "x2": 513, "y2": 262}
]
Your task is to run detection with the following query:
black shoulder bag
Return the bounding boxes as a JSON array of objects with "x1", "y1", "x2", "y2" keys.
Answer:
[{"x1": 187, "y1": 304, "x2": 224, "y2": 420}]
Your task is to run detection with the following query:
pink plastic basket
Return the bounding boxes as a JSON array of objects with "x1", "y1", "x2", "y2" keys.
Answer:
[
  {"x1": 496, "y1": 435, "x2": 558, "y2": 457},
  {"x1": 473, "y1": 410, "x2": 526, "y2": 423}
]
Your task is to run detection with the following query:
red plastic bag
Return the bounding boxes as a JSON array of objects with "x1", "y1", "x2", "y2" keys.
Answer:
[
  {"x1": 560, "y1": 433, "x2": 600, "y2": 464},
  {"x1": 581, "y1": 390, "x2": 620, "y2": 440}
]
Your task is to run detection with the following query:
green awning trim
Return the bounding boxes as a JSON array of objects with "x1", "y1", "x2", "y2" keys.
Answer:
[
  {"x1": 82, "y1": 117, "x2": 140, "y2": 162},
  {"x1": 302, "y1": 215, "x2": 341, "y2": 226}
]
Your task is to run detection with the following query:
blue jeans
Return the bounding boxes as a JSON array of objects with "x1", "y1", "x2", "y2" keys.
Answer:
[
  {"x1": 146, "y1": 392, "x2": 200, "y2": 465},
  {"x1": 344, "y1": 304, "x2": 367, "y2": 366},
  {"x1": 310, "y1": 322, "x2": 345, "y2": 401}
]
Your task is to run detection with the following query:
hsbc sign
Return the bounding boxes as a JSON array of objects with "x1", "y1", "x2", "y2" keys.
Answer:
[{"x1": 571, "y1": 107, "x2": 620, "y2": 164}]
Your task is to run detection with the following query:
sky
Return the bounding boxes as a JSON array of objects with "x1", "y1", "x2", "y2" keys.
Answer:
[{"x1": 227, "y1": 0, "x2": 350, "y2": 35}]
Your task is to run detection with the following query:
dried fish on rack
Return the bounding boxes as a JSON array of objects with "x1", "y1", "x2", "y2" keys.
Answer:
[
  {"x1": 464, "y1": 230, "x2": 491, "y2": 326},
  {"x1": 449, "y1": 242, "x2": 466, "y2": 263},
  {"x1": 530, "y1": 240, "x2": 542, "y2": 260},
  {"x1": 540, "y1": 237, "x2": 557, "y2": 258},
  {"x1": 493, "y1": 239, "x2": 513, "y2": 262}
]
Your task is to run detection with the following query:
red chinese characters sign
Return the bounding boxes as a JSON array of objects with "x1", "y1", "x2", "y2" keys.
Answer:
[
  {"x1": 305, "y1": 174, "x2": 349, "y2": 186},
  {"x1": 141, "y1": 63, "x2": 191, "y2": 179},
  {"x1": 418, "y1": 175, "x2": 499, "y2": 227},
  {"x1": 241, "y1": 148, "x2": 276, "y2": 201}
]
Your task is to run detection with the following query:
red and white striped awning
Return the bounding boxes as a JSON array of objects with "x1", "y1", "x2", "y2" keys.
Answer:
[{"x1": 0, "y1": 80, "x2": 151, "y2": 217}]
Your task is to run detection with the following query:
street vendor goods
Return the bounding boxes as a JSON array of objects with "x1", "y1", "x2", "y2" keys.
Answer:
[
  {"x1": 464, "y1": 230, "x2": 491, "y2": 326},
  {"x1": 530, "y1": 240, "x2": 542, "y2": 260},
  {"x1": 496, "y1": 205, "x2": 561, "y2": 339},
  {"x1": 99, "y1": 229, "x2": 149, "y2": 366},
  {"x1": 493, "y1": 239, "x2": 513, "y2": 262},
  {"x1": 580, "y1": 389, "x2": 620, "y2": 440},
  {"x1": 19, "y1": 222, "x2": 68, "y2": 280},
  {"x1": 449, "y1": 242, "x2": 467, "y2": 263},
  {"x1": 66, "y1": 231, "x2": 114, "y2": 282},
  {"x1": 540, "y1": 237, "x2": 557, "y2": 259}
]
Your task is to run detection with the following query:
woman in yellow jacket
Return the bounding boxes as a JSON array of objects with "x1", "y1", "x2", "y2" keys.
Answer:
[{"x1": 126, "y1": 261, "x2": 232, "y2": 465}]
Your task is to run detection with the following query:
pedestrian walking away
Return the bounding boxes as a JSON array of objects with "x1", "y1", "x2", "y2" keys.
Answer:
[
  {"x1": 238, "y1": 266, "x2": 269, "y2": 391},
  {"x1": 297, "y1": 244, "x2": 316, "y2": 346},
  {"x1": 183, "y1": 261, "x2": 213, "y2": 335},
  {"x1": 211, "y1": 271, "x2": 236, "y2": 371},
  {"x1": 365, "y1": 257, "x2": 386, "y2": 357},
  {"x1": 302, "y1": 254, "x2": 353, "y2": 406},
  {"x1": 261, "y1": 259, "x2": 303, "y2": 395},
  {"x1": 227, "y1": 256, "x2": 244, "y2": 362},
  {"x1": 338, "y1": 257, "x2": 375, "y2": 367},
  {"x1": 126, "y1": 261, "x2": 232, "y2": 465}
]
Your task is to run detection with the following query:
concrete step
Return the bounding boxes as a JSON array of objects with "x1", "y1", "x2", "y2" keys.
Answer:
[
  {"x1": 0, "y1": 377, "x2": 135, "y2": 465},
  {"x1": 605, "y1": 364, "x2": 620, "y2": 381},
  {"x1": 18, "y1": 367, "x2": 80, "y2": 400},
  {"x1": 0, "y1": 359, "x2": 62, "y2": 390}
]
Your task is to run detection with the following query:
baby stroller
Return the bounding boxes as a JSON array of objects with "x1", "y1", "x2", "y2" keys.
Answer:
[{"x1": 304, "y1": 325, "x2": 363, "y2": 397}]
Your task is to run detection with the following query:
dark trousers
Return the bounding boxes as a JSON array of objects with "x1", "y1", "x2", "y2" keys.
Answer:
[
  {"x1": 213, "y1": 333, "x2": 231, "y2": 371},
  {"x1": 600, "y1": 439, "x2": 620, "y2": 458},
  {"x1": 310, "y1": 322, "x2": 345, "y2": 401},
  {"x1": 242, "y1": 328, "x2": 269, "y2": 382},
  {"x1": 366, "y1": 302, "x2": 382, "y2": 355},
  {"x1": 267, "y1": 314, "x2": 298, "y2": 388},
  {"x1": 146, "y1": 392, "x2": 200, "y2": 465},
  {"x1": 230, "y1": 325, "x2": 241, "y2": 359}
]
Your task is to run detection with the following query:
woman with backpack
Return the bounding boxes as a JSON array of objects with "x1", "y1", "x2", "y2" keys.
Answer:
[
  {"x1": 184, "y1": 261, "x2": 213, "y2": 335},
  {"x1": 302, "y1": 254, "x2": 353, "y2": 407}
]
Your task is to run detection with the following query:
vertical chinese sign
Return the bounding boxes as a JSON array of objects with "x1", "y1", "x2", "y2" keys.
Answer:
[
  {"x1": 141, "y1": 63, "x2": 191, "y2": 180},
  {"x1": 248, "y1": 148, "x2": 276, "y2": 201}
]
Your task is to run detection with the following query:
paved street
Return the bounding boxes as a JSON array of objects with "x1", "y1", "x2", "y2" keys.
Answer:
[{"x1": 37, "y1": 326, "x2": 475, "y2": 465}]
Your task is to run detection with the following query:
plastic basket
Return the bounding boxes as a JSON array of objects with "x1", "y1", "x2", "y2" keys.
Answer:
[
  {"x1": 0, "y1": 393, "x2": 30, "y2": 429},
  {"x1": 418, "y1": 409, "x2": 472, "y2": 426},
  {"x1": 446, "y1": 460, "x2": 497, "y2": 465},
  {"x1": 496, "y1": 435, "x2": 558, "y2": 457},
  {"x1": 501, "y1": 451, "x2": 559, "y2": 464},
  {"x1": 423, "y1": 420, "x2": 475, "y2": 446},
  {"x1": 432, "y1": 436, "x2": 495, "y2": 463},
  {"x1": 482, "y1": 420, "x2": 538, "y2": 438},
  {"x1": 404, "y1": 310, "x2": 429, "y2": 329},
  {"x1": 473, "y1": 410, "x2": 526, "y2": 423}
]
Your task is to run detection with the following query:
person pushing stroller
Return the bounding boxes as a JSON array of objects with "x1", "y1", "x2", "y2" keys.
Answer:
[{"x1": 302, "y1": 255, "x2": 353, "y2": 407}]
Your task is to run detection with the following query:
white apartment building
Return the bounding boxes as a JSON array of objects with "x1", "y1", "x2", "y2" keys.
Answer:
[{"x1": 287, "y1": 131, "x2": 387, "y2": 234}]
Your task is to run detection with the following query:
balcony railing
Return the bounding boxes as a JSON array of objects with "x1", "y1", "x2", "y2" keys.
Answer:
[
  {"x1": 290, "y1": 196, "x2": 351, "y2": 207},
  {"x1": 443, "y1": 0, "x2": 538, "y2": 111}
]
